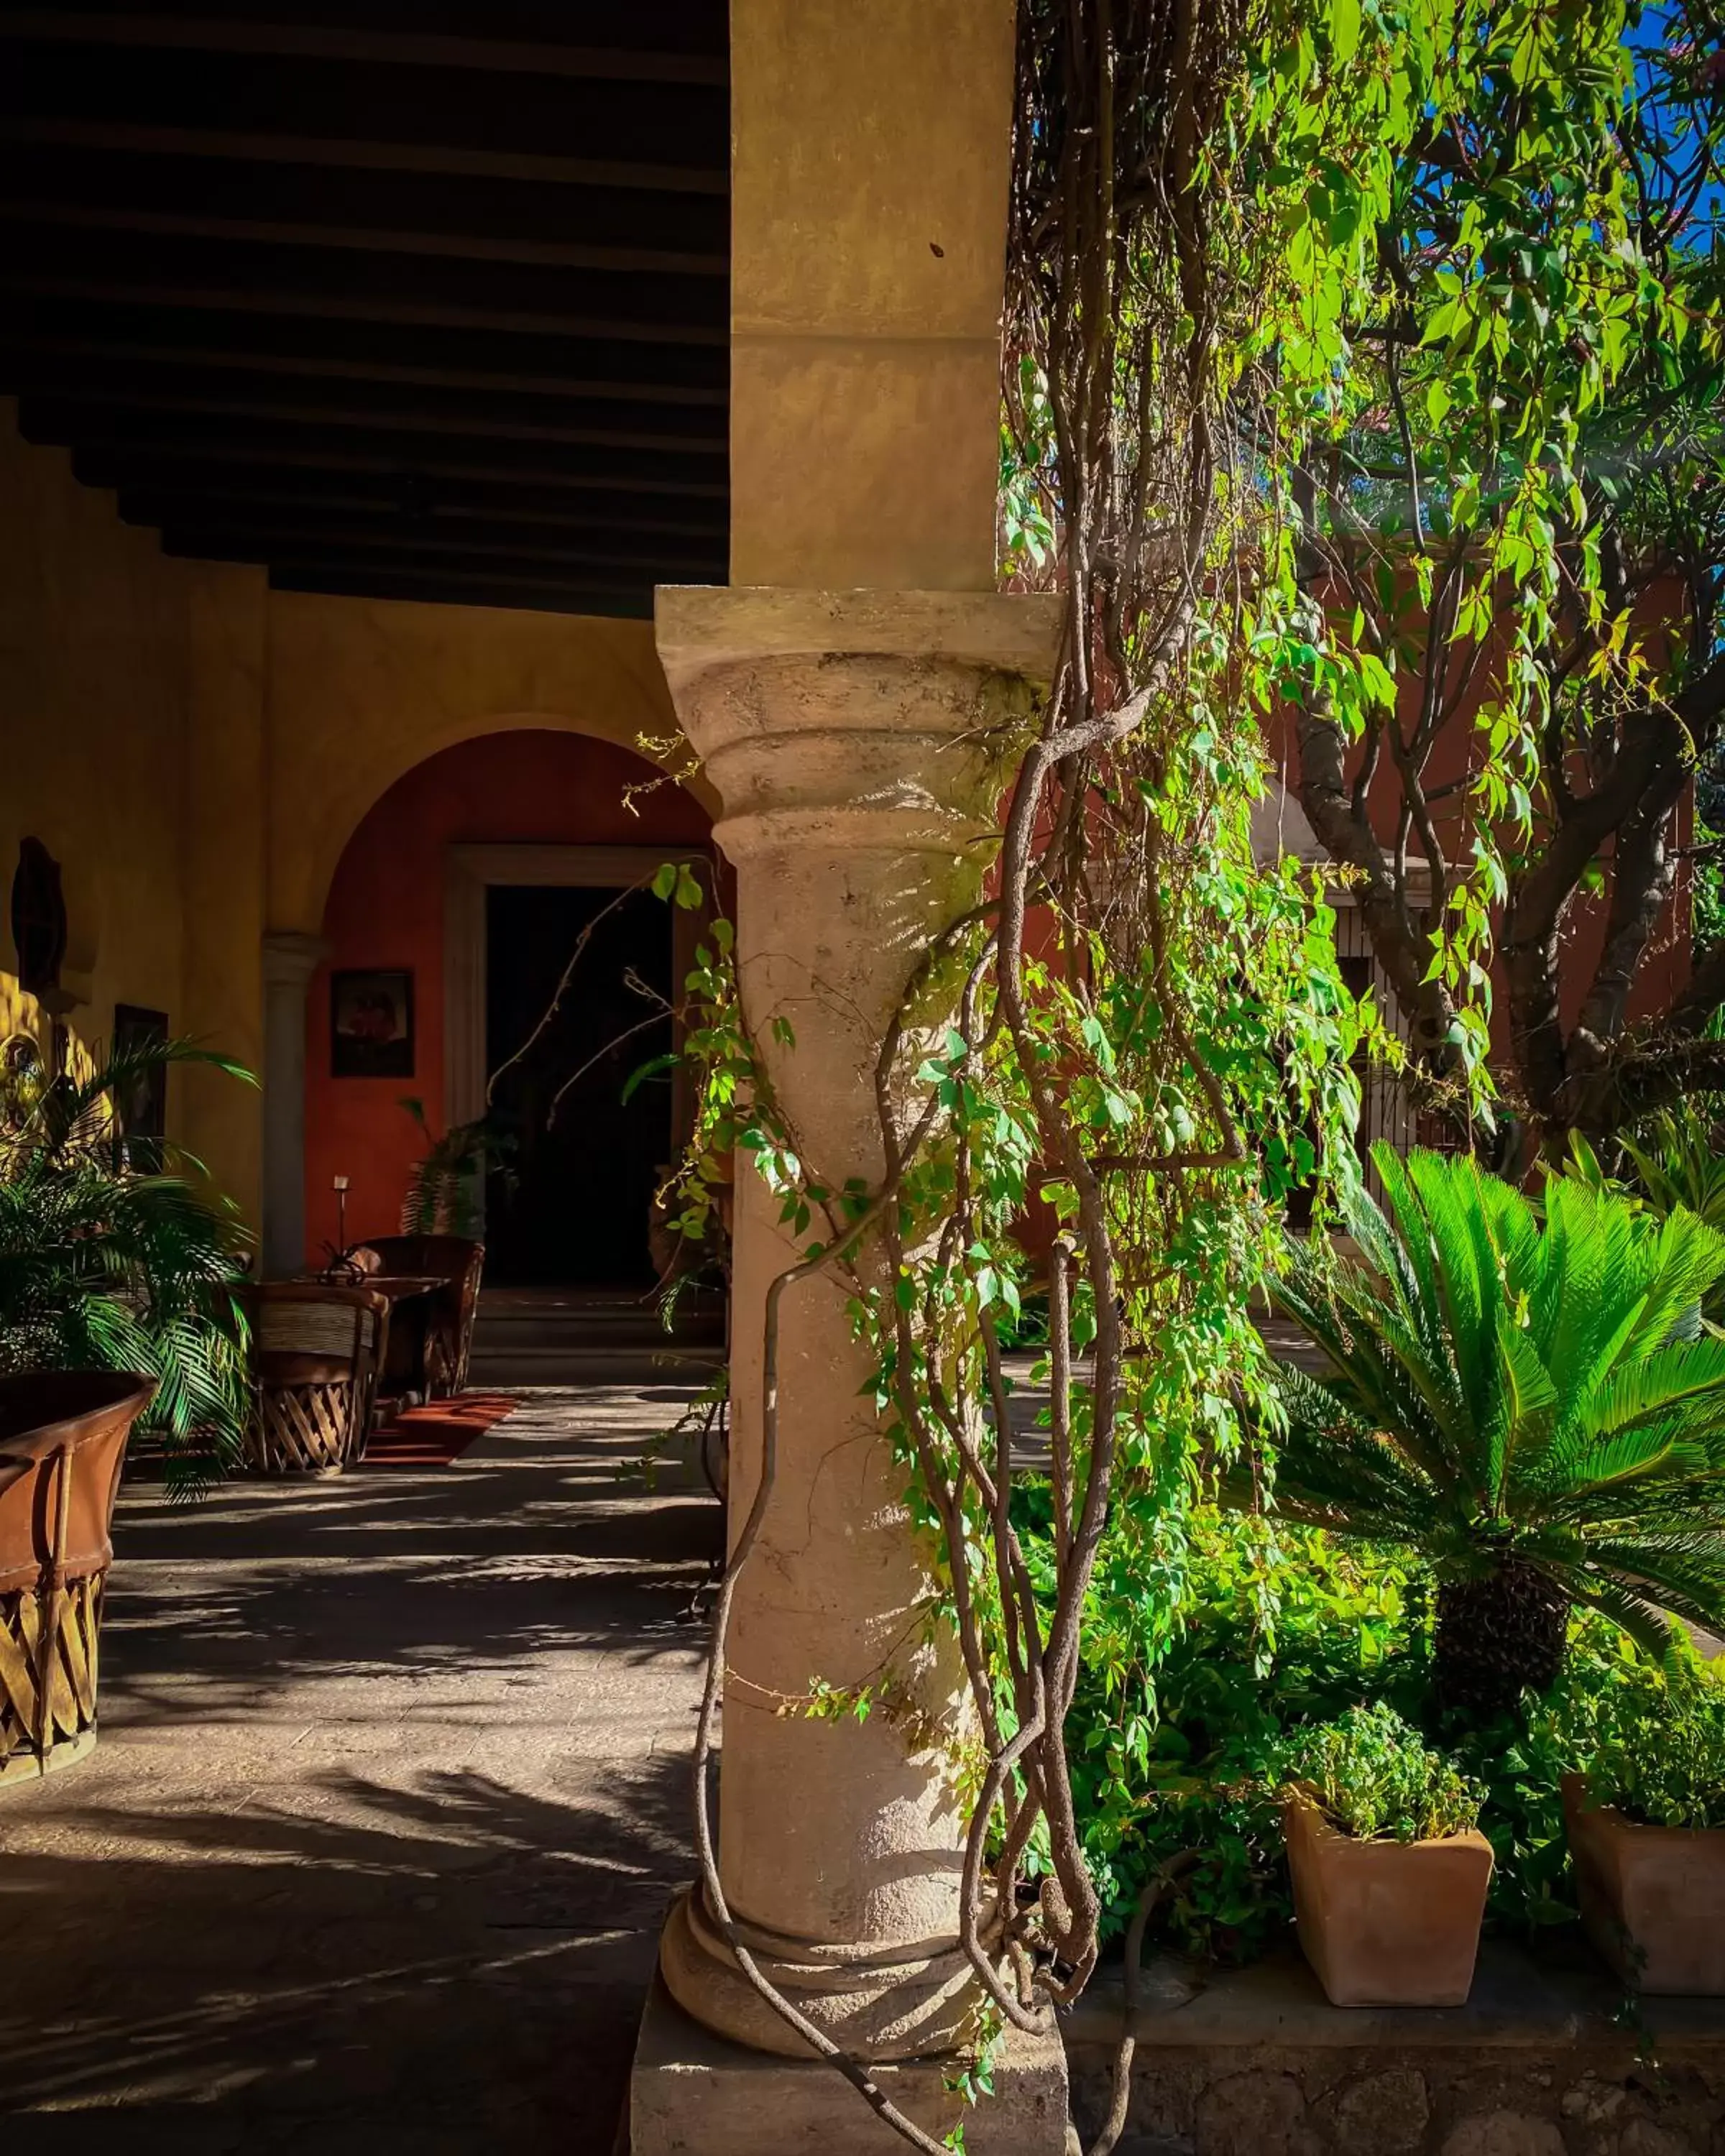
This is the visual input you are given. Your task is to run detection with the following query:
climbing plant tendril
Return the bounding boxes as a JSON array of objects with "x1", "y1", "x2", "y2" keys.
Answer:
[{"x1": 664, "y1": 4, "x2": 1683, "y2": 2149}]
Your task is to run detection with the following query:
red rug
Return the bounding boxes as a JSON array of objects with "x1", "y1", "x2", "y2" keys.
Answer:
[{"x1": 364, "y1": 1393, "x2": 517, "y2": 1468}]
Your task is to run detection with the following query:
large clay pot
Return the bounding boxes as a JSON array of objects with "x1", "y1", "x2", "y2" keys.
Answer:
[
  {"x1": 1564, "y1": 1773, "x2": 1725, "y2": 1994},
  {"x1": 1284, "y1": 1794, "x2": 1494, "y2": 2006},
  {"x1": 0, "y1": 1370, "x2": 154, "y2": 1788}
]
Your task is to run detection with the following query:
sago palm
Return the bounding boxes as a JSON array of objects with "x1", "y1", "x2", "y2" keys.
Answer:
[{"x1": 1259, "y1": 1144, "x2": 1725, "y2": 1719}]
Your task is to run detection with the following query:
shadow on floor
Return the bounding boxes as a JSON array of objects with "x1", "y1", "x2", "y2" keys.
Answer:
[
  {"x1": 0, "y1": 1757, "x2": 691, "y2": 2151},
  {"x1": 0, "y1": 1383, "x2": 719, "y2": 2152}
]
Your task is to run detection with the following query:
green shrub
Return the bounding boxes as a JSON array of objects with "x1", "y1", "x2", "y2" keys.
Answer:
[
  {"x1": 1039, "y1": 1503, "x2": 1428, "y2": 1961},
  {"x1": 1040, "y1": 1493, "x2": 1725, "y2": 1963},
  {"x1": 1567, "y1": 1626, "x2": 1725, "y2": 1830},
  {"x1": 1280, "y1": 1701, "x2": 1482, "y2": 1842},
  {"x1": 1044, "y1": 1516, "x2": 1725, "y2": 1959}
]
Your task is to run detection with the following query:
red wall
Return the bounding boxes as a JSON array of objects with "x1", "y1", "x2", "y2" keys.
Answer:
[{"x1": 303, "y1": 729, "x2": 710, "y2": 1264}]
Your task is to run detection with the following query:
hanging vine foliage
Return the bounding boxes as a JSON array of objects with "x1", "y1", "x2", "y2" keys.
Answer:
[{"x1": 663, "y1": 4, "x2": 1693, "y2": 2150}]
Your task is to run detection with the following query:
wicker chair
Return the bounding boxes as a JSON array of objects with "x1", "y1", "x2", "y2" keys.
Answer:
[
  {"x1": 348, "y1": 1236, "x2": 484, "y2": 1399},
  {"x1": 0, "y1": 1370, "x2": 155, "y2": 1788},
  {"x1": 242, "y1": 1283, "x2": 390, "y2": 1474}
]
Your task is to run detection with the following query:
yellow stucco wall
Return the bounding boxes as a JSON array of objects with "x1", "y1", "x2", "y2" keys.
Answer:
[
  {"x1": 0, "y1": 402, "x2": 701, "y2": 1233},
  {"x1": 0, "y1": 403, "x2": 191, "y2": 1102},
  {"x1": 262, "y1": 590, "x2": 700, "y2": 938}
]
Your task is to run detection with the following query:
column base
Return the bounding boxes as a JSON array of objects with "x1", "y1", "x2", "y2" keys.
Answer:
[
  {"x1": 659, "y1": 1882, "x2": 984, "y2": 2060},
  {"x1": 628, "y1": 1969, "x2": 1072, "y2": 2155}
]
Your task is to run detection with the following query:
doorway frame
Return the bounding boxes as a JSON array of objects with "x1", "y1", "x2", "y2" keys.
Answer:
[{"x1": 443, "y1": 842, "x2": 709, "y2": 1233}]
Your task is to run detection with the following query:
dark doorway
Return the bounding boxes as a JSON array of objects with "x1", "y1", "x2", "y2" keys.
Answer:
[{"x1": 483, "y1": 884, "x2": 673, "y2": 1289}]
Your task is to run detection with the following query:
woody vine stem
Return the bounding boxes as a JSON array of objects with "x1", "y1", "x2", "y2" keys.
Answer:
[{"x1": 671, "y1": 0, "x2": 1632, "y2": 2146}]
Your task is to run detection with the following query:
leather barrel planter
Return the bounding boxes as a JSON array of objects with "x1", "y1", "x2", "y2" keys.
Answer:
[
  {"x1": 1284, "y1": 1795, "x2": 1495, "y2": 2007},
  {"x1": 0, "y1": 1370, "x2": 154, "y2": 1788},
  {"x1": 242, "y1": 1284, "x2": 389, "y2": 1474},
  {"x1": 1565, "y1": 1773, "x2": 1725, "y2": 1994}
]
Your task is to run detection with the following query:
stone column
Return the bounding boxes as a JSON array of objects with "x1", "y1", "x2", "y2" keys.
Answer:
[
  {"x1": 259, "y1": 931, "x2": 323, "y2": 1277},
  {"x1": 633, "y1": 588, "x2": 1064, "y2": 2155}
]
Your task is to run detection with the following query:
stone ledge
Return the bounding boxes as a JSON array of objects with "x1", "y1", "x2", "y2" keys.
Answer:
[
  {"x1": 1064, "y1": 1941, "x2": 1725, "y2": 2054},
  {"x1": 1064, "y1": 1943, "x2": 1725, "y2": 2155}
]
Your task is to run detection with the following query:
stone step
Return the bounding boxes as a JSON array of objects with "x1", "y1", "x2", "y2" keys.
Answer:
[{"x1": 467, "y1": 1288, "x2": 724, "y2": 1386}]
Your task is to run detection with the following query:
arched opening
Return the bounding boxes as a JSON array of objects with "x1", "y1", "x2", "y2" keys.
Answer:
[{"x1": 304, "y1": 728, "x2": 712, "y2": 1294}]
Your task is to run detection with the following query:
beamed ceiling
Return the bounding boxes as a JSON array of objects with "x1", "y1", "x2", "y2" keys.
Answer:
[{"x1": 0, "y1": 2, "x2": 730, "y2": 617}]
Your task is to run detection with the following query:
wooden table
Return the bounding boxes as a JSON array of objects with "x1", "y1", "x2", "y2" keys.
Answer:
[
  {"x1": 363, "y1": 1275, "x2": 446, "y2": 1404},
  {"x1": 304, "y1": 1271, "x2": 446, "y2": 1405}
]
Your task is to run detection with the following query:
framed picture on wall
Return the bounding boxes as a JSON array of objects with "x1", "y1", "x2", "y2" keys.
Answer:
[
  {"x1": 113, "y1": 1003, "x2": 169, "y2": 1170},
  {"x1": 331, "y1": 968, "x2": 415, "y2": 1079}
]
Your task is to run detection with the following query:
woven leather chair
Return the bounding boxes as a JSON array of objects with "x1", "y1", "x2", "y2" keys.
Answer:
[
  {"x1": 348, "y1": 1236, "x2": 484, "y2": 1398},
  {"x1": 242, "y1": 1283, "x2": 389, "y2": 1473},
  {"x1": 0, "y1": 1370, "x2": 155, "y2": 1788}
]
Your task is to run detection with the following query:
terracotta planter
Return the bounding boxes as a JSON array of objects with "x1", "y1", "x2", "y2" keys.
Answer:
[
  {"x1": 1284, "y1": 1795, "x2": 1494, "y2": 2006},
  {"x1": 1564, "y1": 1772, "x2": 1725, "y2": 1994},
  {"x1": 0, "y1": 1370, "x2": 154, "y2": 1789}
]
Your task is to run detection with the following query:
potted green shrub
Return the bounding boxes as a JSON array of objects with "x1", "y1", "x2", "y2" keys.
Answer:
[
  {"x1": 1281, "y1": 1702, "x2": 1492, "y2": 2006},
  {"x1": 1563, "y1": 1641, "x2": 1725, "y2": 1994},
  {"x1": 1256, "y1": 1145, "x2": 1725, "y2": 1720},
  {"x1": 0, "y1": 1033, "x2": 253, "y2": 1488}
]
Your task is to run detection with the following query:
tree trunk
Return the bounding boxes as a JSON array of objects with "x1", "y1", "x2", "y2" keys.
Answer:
[{"x1": 1432, "y1": 1562, "x2": 1569, "y2": 1722}]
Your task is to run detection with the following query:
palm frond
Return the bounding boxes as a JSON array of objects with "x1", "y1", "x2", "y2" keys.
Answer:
[
  {"x1": 0, "y1": 1036, "x2": 254, "y2": 1478},
  {"x1": 1253, "y1": 1146, "x2": 1725, "y2": 1675}
]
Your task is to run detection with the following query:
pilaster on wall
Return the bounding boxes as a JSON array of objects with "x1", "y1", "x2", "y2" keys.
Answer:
[
  {"x1": 180, "y1": 563, "x2": 268, "y2": 1230},
  {"x1": 729, "y1": 0, "x2": 1017, "y2": 591}
]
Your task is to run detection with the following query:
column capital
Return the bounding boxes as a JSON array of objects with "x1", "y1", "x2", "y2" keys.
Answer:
[
  {"x1": 261, "y1": 931, "x2": 326, "y2": 990},
  {"x1": 656, "y1": 586, "x2": 1062, "y2": 681},
  {"x1": 654, "y1": 586, "x2": 1060, "y2": 862}
]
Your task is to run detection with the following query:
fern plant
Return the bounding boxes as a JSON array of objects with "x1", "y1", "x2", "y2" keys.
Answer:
[
  {"x1": 1259, "y1": 1145, "x2": 1725, "y2": 1720},
  {"x1": 0, "y1": 1036, "x2": 254, "y2": 1490}
]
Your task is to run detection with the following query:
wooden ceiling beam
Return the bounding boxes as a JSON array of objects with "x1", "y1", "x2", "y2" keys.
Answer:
[
  {"x1": 156, "y1": 513, "x2": 723, "y2": 578},
  {"x1": 1, "y1": 299, "x2": 727, "y2": 402},
  {"x1": 0, "y1": 0, "x2": 731, "y2": 619},
  {"x1": 265, "y1": 560, "x2": 658, "y2": 620},
  {"x1": 58, "y1": 421, "x2": 730, "y2": 500},
  {"x1": 0, "y1": 143, "x2": 730, "y2": 267},
  {"x1": 0, "y1": 326, "x2": 727, "y2": 409},
  {"x1": 0, "y1": 42, "x2": 727, "y2": 179},
  {"x1": 0, "y1": 226, "x2": 727, "y2": 344},
  {"x1": 111, "y1": 470, "x2": 730, "y2": 540},
  {"x1": 5, "y1": 0, "x2": 726, "y2": 58},
  {"x1": 0, "y1": 11, "x2": 728, "y2": 86},
  {"x1": 0, "y1": 114, "x2": 720, "y2": 196},
  {"x1": 0, "y1": 361, "x2": 730, "y2": 455},
  {"x1": 0, "y1": 201, "x2": 725, "y2": 282},
  {"x1": 0, "y1": 114, "x2": 725, "y2": 195}
]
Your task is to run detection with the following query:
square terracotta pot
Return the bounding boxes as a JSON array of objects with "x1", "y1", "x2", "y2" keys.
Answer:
[
  {"x1": 1563, "y1": 1773, "x2": 1725, "y2": 1994},
  {"x1": 1284, "y1": 1795, "x2": 1494, "y2": 2007}
]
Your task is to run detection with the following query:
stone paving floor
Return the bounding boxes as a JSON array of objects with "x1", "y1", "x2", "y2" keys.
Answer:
[{"x1": 0, "y1": 1384, "x2": 719, "y2": 2155}]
